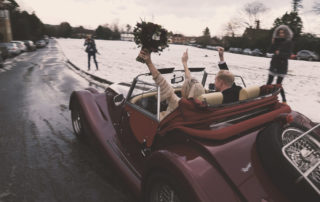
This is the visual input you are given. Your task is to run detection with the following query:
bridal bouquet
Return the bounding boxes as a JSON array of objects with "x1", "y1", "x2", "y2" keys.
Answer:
[{"x1": 133, "y1": 21, "x2": 169, "y2": 63}]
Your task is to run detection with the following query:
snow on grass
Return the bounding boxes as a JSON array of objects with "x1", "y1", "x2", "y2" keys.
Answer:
[{"x1": 57, "y1": 38, "x2": 320, "y2": 122}]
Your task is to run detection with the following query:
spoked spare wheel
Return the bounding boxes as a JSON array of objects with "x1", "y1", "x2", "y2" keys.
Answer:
[{"x1": 257, "y1": 122, "x2": 320, "y2": 202}]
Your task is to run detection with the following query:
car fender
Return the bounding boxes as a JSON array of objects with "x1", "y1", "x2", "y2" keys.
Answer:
[
  {"x1": 69, "y1": 90, "x2": 111, "y2": 141},
  {"x1": 143, "y1": 144, "x2": 242, "y2": 202}
]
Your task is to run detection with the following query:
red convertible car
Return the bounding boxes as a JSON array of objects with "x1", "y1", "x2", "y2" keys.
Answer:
[{"x1": 69, "y1": 68, "x2": 320, "y2": 202}]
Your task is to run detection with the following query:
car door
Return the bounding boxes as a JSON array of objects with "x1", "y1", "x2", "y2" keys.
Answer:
[{"x1": 124, "y1": 97, "x2": 159, "y2": 148}]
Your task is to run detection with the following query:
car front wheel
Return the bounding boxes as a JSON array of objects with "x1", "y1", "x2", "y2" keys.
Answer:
[
  {"x1": 308, "y1": 57, "x2": 314, "y2": 61},
  {"x1": 71, "y1": 102, "x2": 85, "y2": 139},
  {"x1": 143, "y1": 172, "x2": 196, "y2": 202}
]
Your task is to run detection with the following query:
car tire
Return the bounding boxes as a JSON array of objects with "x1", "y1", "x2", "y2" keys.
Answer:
[
  {"x1": 257, "y1": 122, "x2": 319, "y2": 202},
  {"x1": 297, "y1": 57, "x2": 301, "y2": 60},
  {"x1": 308, "y1": 57, "x2": 314, "y2": 61},
  {"x1": 143, "y1": 171, "x2": 196, "y2": 202},
  {"x1": 71, "y1": 101, "x2": 86, "y2": 139}
]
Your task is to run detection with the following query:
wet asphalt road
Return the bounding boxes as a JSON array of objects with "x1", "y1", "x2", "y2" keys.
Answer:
[{"x1": 0, "y1": 40, "x2": 135, "y2": 202}]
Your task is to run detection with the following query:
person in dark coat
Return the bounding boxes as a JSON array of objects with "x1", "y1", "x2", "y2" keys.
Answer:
[
  {"x1": 267, "y1": 25, "x2": 293, "y2": 103},
  {"x1": 84, "y1": 35, "x2": 98, "y2": 70},
  {"x1": 215, "y1": 47, "x2": 242, "y2": 104}
]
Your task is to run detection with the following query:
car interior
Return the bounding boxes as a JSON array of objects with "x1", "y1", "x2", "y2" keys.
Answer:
[{"x1": 129, "y1": 85, "x2": 262, "y2": 118}]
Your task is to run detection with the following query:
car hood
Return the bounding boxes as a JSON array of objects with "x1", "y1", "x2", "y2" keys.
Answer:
[{"x1": 197, "y1": 129, "x2": 289, "y2": 201}]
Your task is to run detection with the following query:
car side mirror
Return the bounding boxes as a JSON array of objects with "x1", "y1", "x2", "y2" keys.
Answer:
[
  {"x1": 209, "y1": 83, "x2": 215, "y2": 90},
  {"x1": 171, "y1": 75, "x2": 184, "y2": 84},
  {"x1": 113, "y1": 94, "x2": 125, "y2": 106}
]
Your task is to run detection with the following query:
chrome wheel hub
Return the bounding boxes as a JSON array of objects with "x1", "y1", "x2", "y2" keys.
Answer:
[
  {"x1": 150, "y1": 183, "x2": 181, "y2": 202},
  {"x1": 72, "y1": 110, "x2": 82, "y2": 135}
]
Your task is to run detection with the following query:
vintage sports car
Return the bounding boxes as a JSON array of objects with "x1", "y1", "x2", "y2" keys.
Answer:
[{"x1": 69, "y1": 68, "x2": 320, "y2": 202}]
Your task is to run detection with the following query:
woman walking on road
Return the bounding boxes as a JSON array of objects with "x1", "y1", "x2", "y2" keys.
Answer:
[
  {"x1": 266, "y1": 25, "x2": 293, "y2": 103},
  {"x1": 84, "y1": 35, "x2": 99, "y2": 71}
]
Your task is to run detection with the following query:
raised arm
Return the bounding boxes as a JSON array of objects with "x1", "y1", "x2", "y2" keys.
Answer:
[
  {"x1": 138, "y1": 50, "x2": 178, "y2": 104},
  {"x1": 138, "y1": 50, "x2": 160, "y2": 78},
  {"x1": 217, "y1": 47, "x2": 229, "y2": 70},
  {"x1": 182, "y1": 49, "x2": 191, "y2": 80}
]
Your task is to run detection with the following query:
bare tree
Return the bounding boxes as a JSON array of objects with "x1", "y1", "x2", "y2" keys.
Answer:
[
  {"x1": 292, "y1": 0, "x2": 303, "y2": 13},
  {"x1": 313, "y1": 2, "x2": 320, "y2": 14},
  {"x1": 126, "y1": 24, "x2": 132, "y2": 33},
  {"x1": 242, "y1": 1, "x2": 268, "y2": 28},
  {"x1": 225, "y1": 18, "x2": 242, "y2": 37}
]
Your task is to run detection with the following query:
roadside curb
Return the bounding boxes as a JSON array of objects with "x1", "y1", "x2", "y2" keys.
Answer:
[{"x1": 67, "y1": 60, "x2": 113, "y2": 85}]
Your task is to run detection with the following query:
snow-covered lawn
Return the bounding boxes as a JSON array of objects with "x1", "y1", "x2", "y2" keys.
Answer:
[{"x1": 57, "y1": 38, "x2": 320, "y2": 122}]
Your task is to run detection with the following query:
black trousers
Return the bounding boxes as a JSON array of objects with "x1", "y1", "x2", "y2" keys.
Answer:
[
  {"x1": 88, "y1": 53, "x2": 98, "y2": 69},
  {"x1": 267, "y1": 75, "x2": 286, "y2": 102}
]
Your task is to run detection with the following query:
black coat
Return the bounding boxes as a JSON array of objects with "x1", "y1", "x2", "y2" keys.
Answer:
[
  {"x1": 218, "y1": 62, "x2": 243, "y2": 104},
  {"x1": 269, "y1": 38, "x2": 293, "y2": 75},
  {"x1": 84, "y1": 39, "x2": 97, "y2": 54}
]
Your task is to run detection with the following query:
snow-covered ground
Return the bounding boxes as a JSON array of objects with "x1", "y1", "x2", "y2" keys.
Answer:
[{"x1": 56, "y1": 38, "x2": 320, "y2": 122}]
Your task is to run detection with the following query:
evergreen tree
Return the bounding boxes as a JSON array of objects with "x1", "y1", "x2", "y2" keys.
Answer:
[
  {"x1": 111, "y1": 24, "x2": 120, "y2": 40},
  {"x1": 58, "y1": 22, "x2": 73, "y2": 38},
  {"x1": 273, "y1": 12, "x2": 303, "y2": 39},
  {"x1": 95, "y1": 25, "x2": 113, "y2": 40},
  {"x1": 203, "y1": 27, "x2": 210, "y2": 38},
  {"x1": 196, "y1": 27, "x2": 211, "y2": 47},
  {"x1": 28, "y1": 12, "x2": 45, "y2": 40}
]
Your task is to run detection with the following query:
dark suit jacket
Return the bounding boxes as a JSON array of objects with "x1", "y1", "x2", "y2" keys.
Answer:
[{"x1": 218, "y1": 62, "x2": 242, "y2": 104}]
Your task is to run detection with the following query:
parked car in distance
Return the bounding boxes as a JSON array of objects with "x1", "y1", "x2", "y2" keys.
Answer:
[
  {"x1": 290, "y1": 54, "x2": 297, "y2": 60},
  {"x1": 1, "y1": 43, "x2": 20, "y2": 56},
  {"x1": 251, "y1": 49, "x2": 264, "y2": 56},
  {"x1": 23, "y1": 40, "x2": 36, "y2": 51},
  {"x1": 266, "y1": 52, "x2": 274, "y2": 58},
  {"x1": 43, "y1": 35, "x2": 49, "y2": 44},
  {"x1": 296, "y1": 50, "x2": 319, "y2": 61},
  {"x1": 229, "y1": 47, "x2": 243, "y2": 54},
  {"x1": 11, "y1": 41, "x2": 27, "y2": 52},
  {"x1": 243, "y1": 48, "x2": 252, "y2": 55},
  {"x1": 206, "y1": 45, "x2": 218, "y2": 50},
  {"x1": 35, "y1": 40, "x2": 46, "y2": 48},
  {"x1": 0, "y1": 44, "x2": 10, "y2": 59}
]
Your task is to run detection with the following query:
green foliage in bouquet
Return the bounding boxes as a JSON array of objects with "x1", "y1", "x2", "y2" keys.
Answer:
[{"x1": 133, "y1": 21, "x2": 169, "y2": 63}]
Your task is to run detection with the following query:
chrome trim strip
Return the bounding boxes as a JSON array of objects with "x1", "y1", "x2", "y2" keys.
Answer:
[{"x1": 209, "y1": 108, "x2": 269, "y2": 128}]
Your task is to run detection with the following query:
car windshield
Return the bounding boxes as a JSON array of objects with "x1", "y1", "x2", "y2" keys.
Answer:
[{"x1": 130, "y1": 69, "x2": 205, "y2": 98}]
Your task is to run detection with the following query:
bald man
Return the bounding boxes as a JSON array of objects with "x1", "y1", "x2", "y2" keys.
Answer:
[{"x1": 215, "y1": 47, "x2": 242, "y2": 104}]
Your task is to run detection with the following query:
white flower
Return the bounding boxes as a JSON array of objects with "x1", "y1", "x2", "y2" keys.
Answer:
[{"x1": 152, "y1": 33, "x2": 160, "y2": 41}]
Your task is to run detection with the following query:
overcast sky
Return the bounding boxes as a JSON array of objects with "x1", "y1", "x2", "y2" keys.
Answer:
[{"x1": 15, "y1": 0, "x2": 320, "y2": 36}]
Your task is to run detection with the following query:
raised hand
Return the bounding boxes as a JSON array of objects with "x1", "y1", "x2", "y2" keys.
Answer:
[
  {"x1": 182, "y1": 49, "x2": 188, "y2": 66},
  {"x1": 182, "y1": 49, "x2": 191, "y2": 79},
  {"x1": 138, "y1": 49, "x2": 152, "y2": 64},
  {"x1": 138, "y1": 49, "x2": 159, "y2": 77},
  {"x1": 218, "y1": 47, "x2": 224, "y2": 62}
]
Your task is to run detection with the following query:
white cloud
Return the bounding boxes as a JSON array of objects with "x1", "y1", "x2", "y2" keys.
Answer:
[{"x1": 15, "y1": 0, "x2": 319, "y2": 36}]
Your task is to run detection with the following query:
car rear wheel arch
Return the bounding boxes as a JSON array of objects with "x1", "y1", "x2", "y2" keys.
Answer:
[
  {"x1": 142, "y1": 168, "x2": 199, "y2": 202},
  {"x1": 142, "y1": 151, "x2": 201, "y2": 202}
]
